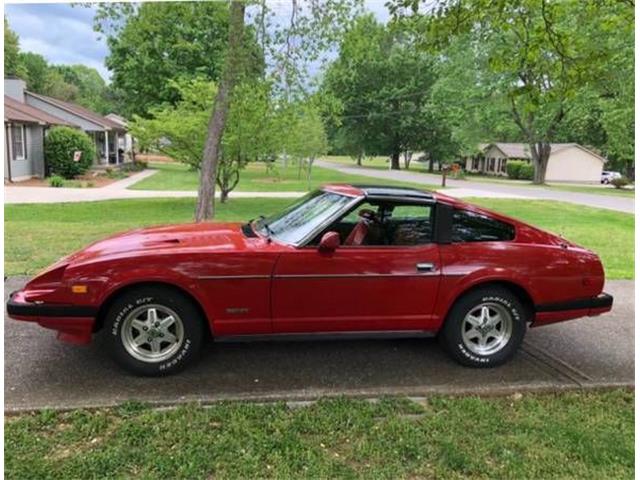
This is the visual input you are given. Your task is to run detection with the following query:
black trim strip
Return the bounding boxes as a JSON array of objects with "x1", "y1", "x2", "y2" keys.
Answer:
[
  {"x1": 434, "y1": 202, "x2": 453, "y2": 244},
  {"x1": 7, "y1": 294, "x2": 97, "y2": 318},
  {"x1": 535, "y1": 293, "x2": 613, "y2": 313}
]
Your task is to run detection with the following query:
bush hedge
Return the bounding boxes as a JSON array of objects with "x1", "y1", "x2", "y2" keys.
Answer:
[
  {"x1": 519, "y1": 163, "x2": 534, "y2": 180},
  {"x1": 45, "y1": 126, "x2": 95, "y2": 179},
  {"x1": 611, "y1": 176, "x2": 630, "y2": 189},
  {"x1": 506, "y1": 160, "x2": 534, "y2": 180},
  {"x1": 506, "y1": 160, "x2": 526, "y2": 179}
]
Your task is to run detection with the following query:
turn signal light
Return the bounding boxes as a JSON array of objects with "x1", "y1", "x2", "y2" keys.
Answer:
[{"x1": 71, "y1": 285, "x2": 88, "y2": 294}]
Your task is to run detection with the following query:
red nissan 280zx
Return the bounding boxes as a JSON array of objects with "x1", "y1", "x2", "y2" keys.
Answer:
[{"x1": 7, "y1": 184, "x2": 613, "y2": 376}]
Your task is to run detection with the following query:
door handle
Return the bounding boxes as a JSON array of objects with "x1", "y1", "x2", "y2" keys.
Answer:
[{"x1": 416, "y1": 262, "x2": 436, "y2": 272}]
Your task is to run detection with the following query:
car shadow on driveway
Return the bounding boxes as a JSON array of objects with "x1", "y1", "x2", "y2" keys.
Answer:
[{"x1": 6, "y1": 321, "x2": 565, "y2": 412}]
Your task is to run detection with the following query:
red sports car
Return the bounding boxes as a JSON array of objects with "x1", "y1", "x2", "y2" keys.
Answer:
[{"x1": 7, "y1": 185, "x2": 613, "y2": 376}]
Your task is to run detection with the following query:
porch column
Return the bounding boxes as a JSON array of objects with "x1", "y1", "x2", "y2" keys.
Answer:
[
  {"x1": 116, "y1": 132, "x2": 121, "y2": 164},
  {"x1": 104, "y1": 130, "x2": 109, "y2": 165}
]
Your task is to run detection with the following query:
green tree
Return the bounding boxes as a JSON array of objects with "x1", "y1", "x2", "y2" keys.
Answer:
[
  {"x1": 130, "y1": 77, "x2": 281, "y2": 202},
  {"x1": 100, "y1": 2, "x2": 261, "y2": 118},
  {"x1": 93, "y1": 0, "x2": 360, "y2": 220},
  {"x1": 389, "y1": 0, "x2": 634, "y2": 183},
  {"x1": 283, "y1": 103, "x2": 328, "y2": 187},
  {"x1": 19, "y1": 52, "x2": 49, "y2": 92},
  {"x1": 4, "y1": 17, "x2": 27, "y2": 79},
  {"x1": 323, "y1": 15, "x2": 456, "y2": 170},
  {"x1": 52, "y1": 65, "x2": 111, "y2": 114}
]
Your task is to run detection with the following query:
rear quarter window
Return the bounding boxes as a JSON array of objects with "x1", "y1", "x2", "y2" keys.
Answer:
[{"x1": 452, "y1": 209, "x2": 515, "y2": 242}]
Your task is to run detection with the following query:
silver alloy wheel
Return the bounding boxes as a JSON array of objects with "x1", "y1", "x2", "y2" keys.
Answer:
[
  {"x1": 461, "y1": 302, "x2": 513, "y2": 356},
  {"x1": 121, "y1": 304, "x2": 185, "y2": 363}
]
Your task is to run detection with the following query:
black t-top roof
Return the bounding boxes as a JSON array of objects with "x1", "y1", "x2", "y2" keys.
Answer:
[{"x1": 352, "y1": 184, "x2": 434, "y2": 200}]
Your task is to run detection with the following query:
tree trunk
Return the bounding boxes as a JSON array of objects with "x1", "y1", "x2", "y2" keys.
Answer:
[
  {"x1": 306, "y1": 157, "x2": 314, "y2": 190},
  {"x1": 390, "y1": 152, "x2": 400, "y2": 170},
  {"x1": 195, "y1": 0, "x2": 245, "y2": 222},
  {"x1": 356, "y1": 150, "x2": 363, "y2": 166},
  {"x1": 428, "y1": 156, "x2": 434, "y2": 173},
  {"x1": 220, "y1": 189, "x2": 229, "y2": 203},
  {"x1": 403, "y1": 150, "x2": 412, "y2": 169},
  {"x1": 530, "y1": 142, "x2": 551, "y2": 184}
]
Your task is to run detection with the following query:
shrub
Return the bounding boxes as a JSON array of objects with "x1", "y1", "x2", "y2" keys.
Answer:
[
  {"x1": 45, "y1": 126, "x2": 95, "y2": 179},
  {"x1": 506, "y1": 160, "x2": 526, "y2": 179},
  {"x1": 48, "y1": 175, "x2": 65, "y2": 188},
  {"x1": 611, "y1": 176, "x2": 631, "y2": 189},
  {"x1": 122, "y1": 160, "x2": 148, "y2": 172},
  {"x1": 106, "y1": 169, "x2": 128, "y2": 179},
  {"x1": 519, "y1": 163, "x2": 535, "y2": 180}
]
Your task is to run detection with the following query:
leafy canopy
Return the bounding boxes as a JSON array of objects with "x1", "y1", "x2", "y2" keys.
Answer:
[
  {"x1": 102, "y1": 2, "x2": 263, "y2": 118},
  {"x1": 322, "y1": 14, "x2": 456, "y2": 168}
]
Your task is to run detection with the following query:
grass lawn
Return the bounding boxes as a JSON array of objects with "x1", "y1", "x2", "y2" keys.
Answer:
[
  {"x1": 543, "y1": 184, "x2": 635, "y2": 197},
  {"x1": 5, "y1": 390, "x2": 633, "y2": 479},
  {"x1": 129, "y1": 161, "x2": 431, "y2": 192},
  {"x1": 5, "y1": 198, "x2": 633, "y2": 278}
]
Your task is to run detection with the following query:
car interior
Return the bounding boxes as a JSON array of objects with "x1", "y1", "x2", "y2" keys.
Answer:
[{"x1": 311, "y1": 201, "x2": 433, "y2": 247}]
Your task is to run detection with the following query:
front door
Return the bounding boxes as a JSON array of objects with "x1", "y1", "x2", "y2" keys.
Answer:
[{"x1": 271, "y1": 201, "x2": 442, "y2": 333}]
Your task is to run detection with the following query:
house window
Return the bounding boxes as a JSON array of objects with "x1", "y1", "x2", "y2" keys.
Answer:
[{"x1": 11, "y1": 125, "x2": 27, "y2": 160}]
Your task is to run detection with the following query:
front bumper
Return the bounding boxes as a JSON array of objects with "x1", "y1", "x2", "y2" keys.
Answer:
[
  {"x1": 533, "y1": 292, "x2": 613, "y2": 327},
  {"x1": 7, "y1": 290, "x2": 97, "y2": 344}
]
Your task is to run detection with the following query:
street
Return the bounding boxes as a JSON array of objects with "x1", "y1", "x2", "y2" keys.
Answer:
[
  {"x1": 316, "y1": 160, "x2": 635, "y2": 213},
  {"x1": 4, "y1": 277, "x2": 633, "y2": 412}
]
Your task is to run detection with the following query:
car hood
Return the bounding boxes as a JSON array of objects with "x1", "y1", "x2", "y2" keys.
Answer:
[{"x1": 66, "y1": 222, "x2": 256, "y2": 265}]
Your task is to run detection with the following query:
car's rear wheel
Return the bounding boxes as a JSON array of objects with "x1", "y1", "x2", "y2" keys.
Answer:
[
  {"x1": 439, "y1": 286, "x2": 527, "y2": 367},
  {"x1": 104, "y1": 286, "x2": 205, "y2": 376}
]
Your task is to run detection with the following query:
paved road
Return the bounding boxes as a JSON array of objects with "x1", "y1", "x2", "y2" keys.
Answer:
[
  {"x1": 316, "y1": 160, "x2": 635, "y2": 213},
  {"x1": 5, "y1": 277, "x2": 633, "y2": 412}
]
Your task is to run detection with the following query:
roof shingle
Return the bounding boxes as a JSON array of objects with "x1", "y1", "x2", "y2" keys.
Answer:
[
  {"x1": 25, "y1": 91, "x2": 125, "y2": 130},
  {"x1": 4, "y1": 96, "x2": 73, "y2": 126}
]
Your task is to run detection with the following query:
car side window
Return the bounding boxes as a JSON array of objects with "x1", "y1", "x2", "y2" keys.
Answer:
[
  {"x1": 385, "y1": 204, "x2": 433, "y2": 246},
  {"x1": 452, "y1": 209, "x2": 515, "y2": 242}
]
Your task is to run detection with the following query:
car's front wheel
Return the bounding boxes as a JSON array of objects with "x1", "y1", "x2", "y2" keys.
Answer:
[
  {"x1": 439, "y1": 286, "x2": 527, "y2": 367},
  {"x1": 104, "y1": 286, "x2": 205, "y2": 376}
]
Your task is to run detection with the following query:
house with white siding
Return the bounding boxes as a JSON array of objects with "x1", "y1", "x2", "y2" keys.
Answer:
[
  {"x1": 464, "y1": 143, "x2": 607, "y2": 183},
  {"x1": 4, "y1": 77, "x2": 132, "y2": 182}
]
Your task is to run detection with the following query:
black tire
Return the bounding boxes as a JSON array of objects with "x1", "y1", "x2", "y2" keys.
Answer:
[
  {"x1": 439, "y1": 286, "x2": 527, "y2": 368},
  {"x1": 104, "y1": 286, "x2": 205, "y2": 376}
]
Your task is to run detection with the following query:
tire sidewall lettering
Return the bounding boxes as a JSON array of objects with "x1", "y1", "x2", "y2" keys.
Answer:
[{"x1": 111, "y1": 296, "x2": 155, "y2": 336}]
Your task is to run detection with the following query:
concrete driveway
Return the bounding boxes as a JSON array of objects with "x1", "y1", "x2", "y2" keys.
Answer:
[
  {"x1": 4, "y1": 277, "x2": 633, "y2": 412},
  {"x1": 316, "y1": 160, "x2": 635, "y2": 213}
]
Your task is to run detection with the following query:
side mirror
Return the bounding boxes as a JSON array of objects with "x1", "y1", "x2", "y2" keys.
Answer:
[{"x1": 318, "y1": 231, "x2": 340, "y2": 253}]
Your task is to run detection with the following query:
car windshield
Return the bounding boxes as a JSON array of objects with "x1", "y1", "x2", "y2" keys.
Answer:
[{"x1": 254, "y1": 190, "x2": 355, "y2": 245}]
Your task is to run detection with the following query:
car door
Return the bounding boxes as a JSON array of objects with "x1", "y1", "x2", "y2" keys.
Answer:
[{"x1": 270, "y1": 201, "x2": 442, "y2": 333}]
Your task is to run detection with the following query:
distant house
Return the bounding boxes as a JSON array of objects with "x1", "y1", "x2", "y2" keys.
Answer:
[
  {"x1": 4, "y1": 87, "x2": 72, "y2": 182},
  {"x1": 4, "y1": 78, "x2": 133, "y2": 182},
  {"x1": 465, "y1": 143, "x2": 607, "y2": 183}
]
